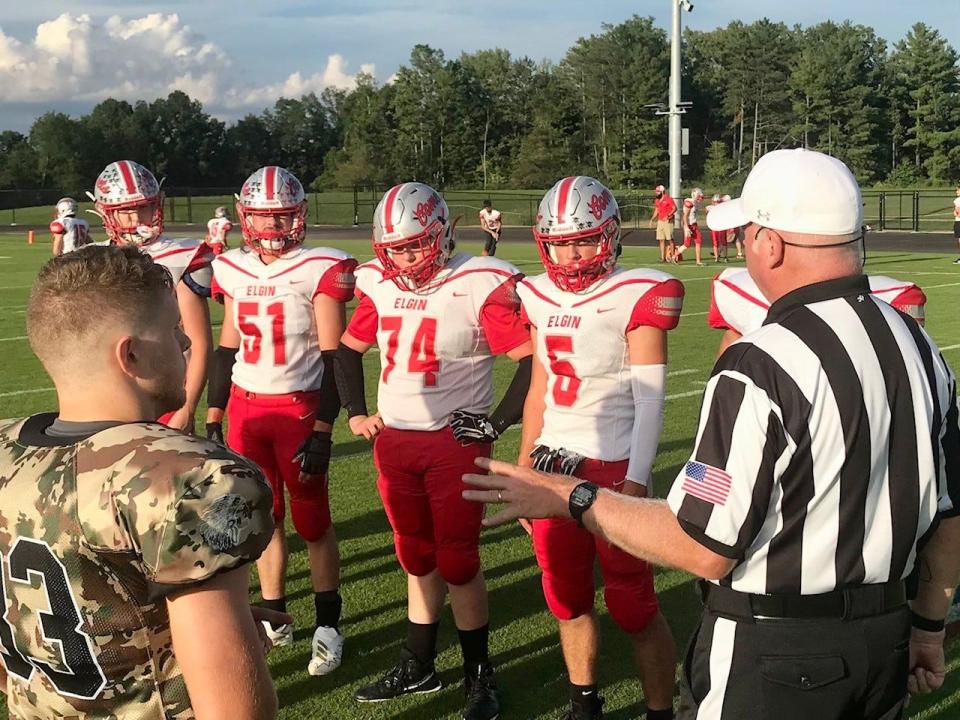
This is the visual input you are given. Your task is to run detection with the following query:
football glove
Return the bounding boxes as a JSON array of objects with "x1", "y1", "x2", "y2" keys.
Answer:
[
  {"x1": 530, "y1": 445, "x2": 585, "y2": 476},
  {"x1": 450, "y1": 410, "x2": 499, "y2": 445},
  {"x1": 295, "y1": 431, "x2": 333, "y2": 476},
  {"x1": 206, "y1": 422, "x2": 225, "y2": 446}
]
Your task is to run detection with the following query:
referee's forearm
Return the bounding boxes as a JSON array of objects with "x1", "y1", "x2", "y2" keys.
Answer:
[
  {"x1": 583, "y1": 491, "x2": 734, "y2": 579},
  {"x1": 910, "y1": 515, "x2": 960, "y2": 621}
]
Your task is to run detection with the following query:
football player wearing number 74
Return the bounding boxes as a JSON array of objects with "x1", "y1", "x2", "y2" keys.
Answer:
[
  {"x1": 334, "y1": 182, "x2": 533, "y2": 720},
  {"x1": 205, "y1": 166, "x2": 358, "y2": 677}
]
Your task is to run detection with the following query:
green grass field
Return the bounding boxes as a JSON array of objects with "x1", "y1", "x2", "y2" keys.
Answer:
[{"x1": 0, "y1": 231, "x2": 959, "y2": 719}]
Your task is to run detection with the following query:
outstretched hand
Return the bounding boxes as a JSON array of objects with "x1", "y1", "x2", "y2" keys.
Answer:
[{"x1": 462, "y1": 457, "x2": 578, "y2": 527}]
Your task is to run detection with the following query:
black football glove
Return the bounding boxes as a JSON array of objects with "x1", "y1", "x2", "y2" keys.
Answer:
[
  {"x1": 450, "y1": 410, "x2": 499, "y2": 445},
  {"x1": 295, "y1": 431, "x2": 333, "y2": 476},
  {"x1": 530, "y1": 445, "x2": 584, "y2": 476},
  {"x1": 206, "y1": 422, "x2": 225, "y2": 446}
]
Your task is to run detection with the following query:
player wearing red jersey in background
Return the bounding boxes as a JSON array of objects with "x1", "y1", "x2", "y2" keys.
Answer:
[
  {"x1": 206, "y1": 206, "x2": 233, "y2": 255},
  {"x1": 205, "y1": 166, "x2": 357, "y2": 677},
  {"x1": 49, "y1": 197, "x2": 90, "y2": 256},
  {"x1": 89, "y1": 160, "x2": 213, "y2": 434},
  {"x1": 676, "y1": 187, "x2": 704, "y2": 266},
  {"x1": 705, "y1": 194, "x2": 729, "y2": 263},
  {"x1": 517, "y1": 176, "x2": 681, "y2": 720},
  {"x1": 335, "y1": 182, "x2": 533, "y2": 720},
  {"x1": 708, "y1": 267, "x2": 928, "y2": 357}
]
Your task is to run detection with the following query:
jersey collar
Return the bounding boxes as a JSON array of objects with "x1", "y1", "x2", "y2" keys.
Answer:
[{"x1": 765, "y1": 274, "x2": 871, "y2": 325}]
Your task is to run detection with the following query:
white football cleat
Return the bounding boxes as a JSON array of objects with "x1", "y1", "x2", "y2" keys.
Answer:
[
  {"x1": 308, "y1": 625, "x2": 344, "y2": 676},
  {"x1": 261, "y1": 621, "x2": 294, "y2": 648}
]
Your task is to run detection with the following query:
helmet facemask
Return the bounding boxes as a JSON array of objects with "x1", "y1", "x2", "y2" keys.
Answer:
[
  {"x1": 236, "y1": 200, "x2": 307, "y2": 257},
  {"x1": 94, "y1": 195, "x2": 165, "y2": 246},
  {"x1": 374, "y1": 217, "x2": 453, "y2": 290},
  {"x1": 535, "y1": 216, "x2": 620, "y2": 293}
]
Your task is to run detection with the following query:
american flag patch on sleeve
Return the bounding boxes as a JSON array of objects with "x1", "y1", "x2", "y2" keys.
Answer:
[{"x1": 681, "y1": 460, "x2": 732, "y2": 505}]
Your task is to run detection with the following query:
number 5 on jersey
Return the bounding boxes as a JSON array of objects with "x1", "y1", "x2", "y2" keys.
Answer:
[
  {"x1": 545, "y1": 334, "x2": 581, "y2": 407},
  {"x1": 381, "y1": 316, "x2": 439, "y2": 386}
]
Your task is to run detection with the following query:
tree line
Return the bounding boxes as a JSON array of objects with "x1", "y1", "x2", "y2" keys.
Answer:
[{"x1": 0, "y1": 17, "x2": 956, "y2": 196}]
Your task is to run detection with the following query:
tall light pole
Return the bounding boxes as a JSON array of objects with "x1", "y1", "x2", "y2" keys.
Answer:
[{"x1": 670, "y1": 0, "x2": 693, "y2": 223}]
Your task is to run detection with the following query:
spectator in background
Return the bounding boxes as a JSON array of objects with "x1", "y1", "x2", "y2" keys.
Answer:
[
  {"x1": 479, "y1": 199, "x2": 503, "y2": 256},
  {"x1": 649, "y1": 185, "x2": 677, "y2": 263}
]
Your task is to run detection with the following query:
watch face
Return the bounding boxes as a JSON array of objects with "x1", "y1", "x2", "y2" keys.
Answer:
[{"x1": 571, "y1": 485, "x2": 594, "y2": 506}]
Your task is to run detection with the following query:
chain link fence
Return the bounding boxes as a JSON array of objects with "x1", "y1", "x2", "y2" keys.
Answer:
[{"x1": 1, "y1": 186, "x2": 957, "y2": 232}]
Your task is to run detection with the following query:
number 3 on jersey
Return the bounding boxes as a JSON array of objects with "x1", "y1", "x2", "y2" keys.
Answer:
[
  {"x1": 545, "y1": 334, "x2": 581, "y2": 407},
  {"x1": 381, "y1": 316, "x2": 439, "y2": 386}
]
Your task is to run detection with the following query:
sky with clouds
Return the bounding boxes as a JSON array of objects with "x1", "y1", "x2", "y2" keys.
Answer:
[{"x1": 0, "y1": 1, "x2": 954, "y2": 132}]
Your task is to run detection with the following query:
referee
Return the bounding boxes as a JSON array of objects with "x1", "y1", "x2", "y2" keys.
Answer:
[{"x1": 463, "y1": 149, "x2": 960, "y2": 720}]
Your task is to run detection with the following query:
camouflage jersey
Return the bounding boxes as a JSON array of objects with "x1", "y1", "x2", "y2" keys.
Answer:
[{"x1": 0, "y1": 414, "x2": 273, "y2": 719}]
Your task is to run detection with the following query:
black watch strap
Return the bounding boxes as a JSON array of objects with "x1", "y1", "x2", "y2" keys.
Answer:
[{"x1": 569, "y1": 482, "x2": 600, "y2": 528}]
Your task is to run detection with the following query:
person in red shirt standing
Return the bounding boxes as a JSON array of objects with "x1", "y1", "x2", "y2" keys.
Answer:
[{"x1": 648, "y1": 185, "x2": 677, "y2": 263}]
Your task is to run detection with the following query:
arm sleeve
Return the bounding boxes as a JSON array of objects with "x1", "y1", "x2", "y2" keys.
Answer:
[
  {"x1": 133, "y1": 457, "x2": 274, "y2": 598},
  {"x1": 317, "y1": 350, "x2": 341, "y2": 424},
  {"x1": 667, "y1": 371, "x2": 792, "y2": 559},
  {"x1": 334, "y1": 342, "x2": 368, "y2": 417},
  {"x1": 626, "y1": 278, "x2": 685, "y2": 332},
  {"x1": 479, "y1": 274, "x2": 530, "y2": 354},
  {"x1": 624, "y1": 364, "x2": 666, "y2": 486},
  {"x1": 488, "y1": 355, "x2": 532, "y2": 434},
  {"x1": 346, "y1": 293, "x2": 379, "y2": 344},
  {"x1": 314, "y1": 257, "x2": 359, "y2": 302}
]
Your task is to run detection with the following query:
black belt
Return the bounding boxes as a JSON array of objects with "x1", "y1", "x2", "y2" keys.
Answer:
[{"x1": 699, "y1": 580, "x2": 906, "y2": 621}]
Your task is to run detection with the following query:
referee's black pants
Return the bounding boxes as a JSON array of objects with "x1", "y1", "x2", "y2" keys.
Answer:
[{"x1": 678, "y1": 605, "x2": 910, "y2": 719}]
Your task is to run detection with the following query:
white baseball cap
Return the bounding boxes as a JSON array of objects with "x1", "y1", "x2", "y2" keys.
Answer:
[{"x1": 706, "y1": 148, "x2": 863, "y2": 236}]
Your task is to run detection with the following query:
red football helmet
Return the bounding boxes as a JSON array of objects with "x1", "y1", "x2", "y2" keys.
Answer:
[
  {"x1": 235, "y1": 166, "x2": 307, "y2": 256},
  {"x1": 372, "y1": 182, "x2": 454, "y2": 289},
  {"x1": 89, "y1": 161, "x2": 164, "y2": 246},
  {"x1": 533, "y1": 176, "x2": 622, "y2": 293}
]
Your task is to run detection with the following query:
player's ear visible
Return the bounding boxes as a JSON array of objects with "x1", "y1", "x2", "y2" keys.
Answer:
[{"x1": 115, "y1": 335, "x2": 139, "y2": 378}]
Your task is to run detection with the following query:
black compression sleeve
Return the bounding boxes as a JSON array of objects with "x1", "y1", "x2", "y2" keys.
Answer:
[
  {"x1": 334, "y1": 342, "x2": 368, "y2": 418},
  {"x1": 489, "y1": 354, "x2": 532, "y2": 435},
  {"x1": 317, "y1": 350, "x2": 342, "y2": 424},
  {"x1": 207, "y1": 346, "x2": 237, "y2": 410}
]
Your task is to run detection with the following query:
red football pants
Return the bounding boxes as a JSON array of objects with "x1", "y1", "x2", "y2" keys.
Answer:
[
  {"x1": 711, "y1": 230, "x2": 728, "y2": 254},
  {"x1": 226, "y1": 386, "x2": 331, "y2": 541},
  {"x1": 532, "y1": 458, "x2": 659, "y2": 634},
  {"x1": 682, "y1": 223, "x2": 703, "y2": 248},
  {"x1": 373, "y1": 426, "x2": 491, "y2": 586}
]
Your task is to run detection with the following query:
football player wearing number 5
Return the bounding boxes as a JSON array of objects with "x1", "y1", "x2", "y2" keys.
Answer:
[
  {"x1": 335, "y1": 182, "x2": 532, "y2": 720},
  {"x1": 205, "y1": 166, "x2": 358, "y2": 677},
  {"x1": 516, "y1": 177, "x2": 682, "y2": 720}
]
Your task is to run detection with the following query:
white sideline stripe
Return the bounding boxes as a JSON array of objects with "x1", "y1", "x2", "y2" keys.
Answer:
[
  {"x1": 681, "y1": 310, "x2": 708, "y2": 317},
  {"x1": 0, "y1": 335, "x2": 26, "y2": 342},
  {"x1": 668, "y1": 368, "x2": 698, "y2": 377},
  {"x1": 941, "y1": 344, "x2": 960, "y2": 352},
  {"x1": 920, "y1": 282, "x2": 960, "y2": 290},
  {"x1": 666, "y1": 389, "x2": 704, "y2": 400},
  {"x1": 0, "y1": 387, "x2": 53, "y2": 398}
]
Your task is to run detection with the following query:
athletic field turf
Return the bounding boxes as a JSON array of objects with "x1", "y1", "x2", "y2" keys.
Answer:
[{"x1": 0, "y1": 230, "x2": 958, "y2": 719}]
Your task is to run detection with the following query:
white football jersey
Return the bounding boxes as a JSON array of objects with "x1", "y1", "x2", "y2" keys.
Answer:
[
  {"x1": 518, "y1": 267, "x2": 684, "y2": 461},
  {"x1": 142, "y1": 235, "x2": 215, "y2": 289},
  {"x1": 708, "y1": 268, "x2": 927, "y2": 334},
  {"x1": 349, "y1": 253, "x2": 528, "y2": 431},
  {"x1": 479, "y1": 208, "x2": 502, "y2": 229},
  {"x1": 207, "y1": 217, "x2": 233, "y2": 244},
  {"x1": 683, "y1": 198, "x2": 700, "y2": 225},
  {"x1": 49, "y1": 216, "x2": 91, "y2": 254},
  {"x1": 212, "y1": 246, "x2": 357, "y2": 394}
]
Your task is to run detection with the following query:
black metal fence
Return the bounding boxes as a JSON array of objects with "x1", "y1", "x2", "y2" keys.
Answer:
[{"x1": 1, "y1": 186, "x2": 956, "y2": 232}]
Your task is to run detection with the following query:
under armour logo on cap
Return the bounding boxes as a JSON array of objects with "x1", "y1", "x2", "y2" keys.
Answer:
[{"x1": 756, "y1": 209, "x2": 771, "y2": 222}]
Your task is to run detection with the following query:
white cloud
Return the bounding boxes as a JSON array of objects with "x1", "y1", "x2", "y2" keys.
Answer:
[{"x1": 0, "y1": 12, "x2": 375, "y2": 112}]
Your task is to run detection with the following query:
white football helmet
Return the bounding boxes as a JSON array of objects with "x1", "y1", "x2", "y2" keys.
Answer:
[
  {"x1": 214, "y1": 206, "x2": 228, "y2": 219},
  {"x1": 372, "y1": 182, "x2": 454, "y2": 289},
  {"x1": 55, "y1": 197, "x2": 77, "y2": 218},
  {"x1": 89, "y1": 161, "x2": 164, "y2": 246},
  {"x1": 691, "y1": 187, "x2": 704, "y2": 201},
  {"x1": 712, "y1": 193, "x2": 722, "y2": 203},
  {"x1": 235, "y1": 166, "x2": 307, "y2": 256},
  {"x1": 533, "y1": 176, "x2": 621, "y2": 293}
]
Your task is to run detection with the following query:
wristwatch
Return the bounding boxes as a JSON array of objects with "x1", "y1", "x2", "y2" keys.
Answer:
[{"x1": 568, "y1": 482, "x2": 600, "y2": 528}]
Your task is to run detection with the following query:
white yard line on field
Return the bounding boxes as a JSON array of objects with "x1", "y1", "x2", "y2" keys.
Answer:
[
  {"x1": 0, "y1": 335, "x2": 26, "y2": 342},
  {"x1": 919, "y1": 282, "x2": 960, "y2": 290},
  {"x1": 680, "y1": 311, "x2": 708, "y2": 318},
  {"x1": 668, "y1": 369, "x2": 699, "y2": 377},
  {"x1": 941, "y1": 344, "x2": 960, "y2": 352},
  {"x1": 0, "y1": 387, "x2": 53, "y2": 398}
]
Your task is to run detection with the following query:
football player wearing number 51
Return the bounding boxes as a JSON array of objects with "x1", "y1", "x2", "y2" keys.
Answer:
[
  {"x1": 334, "y1": 182, "x2": 532, "y2": 720},
  {"x1": 205, "y1": 166, "x2": 358, "y2": 677},
  {"x1": 515, "y1": 176, "x2": 683, "y2": 720}
]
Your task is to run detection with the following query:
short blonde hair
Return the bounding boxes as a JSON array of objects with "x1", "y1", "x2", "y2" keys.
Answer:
[{"x1": 27, "y1": 245, "x2": 173, "y2": 375}]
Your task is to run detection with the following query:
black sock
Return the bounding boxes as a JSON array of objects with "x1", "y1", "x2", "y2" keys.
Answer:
[
  {"x1": 570, "y1": 683, "x2": 601, "y2": 714},
  {"x1": 646, "y1": 709, "x2": 674, "y2": 720},
  {"x1": 260, "y1": 597, "x2": 287, "y2": 632},
  {"x1": 314, "y1": 590, "x2": 342, "y2": 631},
  {"x1": 405, "y1": 620, "x2": 439, "y2": 666},
  {"x1": 457, "y1": 623, "x2": 490, "y2": 669}
]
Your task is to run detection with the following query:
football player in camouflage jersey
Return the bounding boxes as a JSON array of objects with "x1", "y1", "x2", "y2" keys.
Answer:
[{"x1": 0, "y1": 245, "x2": 277, "y2": 719}]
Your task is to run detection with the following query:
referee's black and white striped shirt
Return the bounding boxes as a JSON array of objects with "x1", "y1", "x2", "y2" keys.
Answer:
[{"x1": 667, "y1": 274, "x2": 960, "y2": 595}]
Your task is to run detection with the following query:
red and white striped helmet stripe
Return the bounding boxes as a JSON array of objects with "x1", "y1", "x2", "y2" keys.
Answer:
[
  {"x1": 554, "y1": 176, "x2": 579, "y2": 224},
  {"x1": 117, "y1": 160, "x2": 137, "y2": 195},
  {"x1": 264, "y1": 166, "x2": 277, "y2": 201}
]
